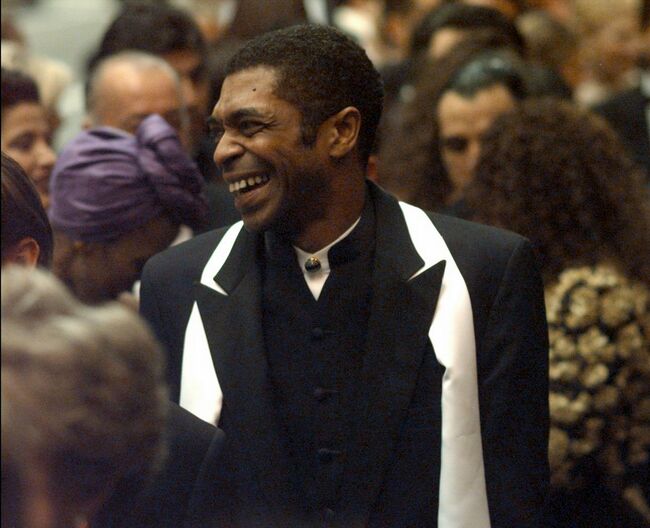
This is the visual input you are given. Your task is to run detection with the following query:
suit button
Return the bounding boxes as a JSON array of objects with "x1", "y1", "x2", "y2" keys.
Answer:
[
  {"x1": 317, "y1": 448, "x2": 342, "y2": 464},
  {"x1": 323, "y1": 507, "x2": 335, "y2": 521},
  {"x1": 311, "y1": 327, "x2": 324, "y2": 340},
  {"x1": 305, "y1": 256, "x2": 321, "y2": 272}
]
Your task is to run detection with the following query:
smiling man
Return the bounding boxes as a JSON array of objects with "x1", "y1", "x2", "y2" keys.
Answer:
[{"x1": 140, "y1": 24, "x2": 549, "y2": 528}]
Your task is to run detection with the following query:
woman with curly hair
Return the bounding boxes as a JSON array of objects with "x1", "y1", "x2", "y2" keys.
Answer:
[{"x1": 466, "y1": 98, "x2": 650, "y2": 527}]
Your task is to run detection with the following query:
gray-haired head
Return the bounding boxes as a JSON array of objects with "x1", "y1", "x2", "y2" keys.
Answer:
[
  {"x1": 86, "y1": 50, "x2": 187, "y2": 133},
  {"x1": 1, "y1": 265, "x2": 168, "y2": 525}
]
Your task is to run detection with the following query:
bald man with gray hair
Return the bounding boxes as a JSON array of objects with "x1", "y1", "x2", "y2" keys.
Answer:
[{"x1": 85, "y1": 51, "x2": 190, "y2": 150}]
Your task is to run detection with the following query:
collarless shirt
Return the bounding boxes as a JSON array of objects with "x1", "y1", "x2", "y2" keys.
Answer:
[{"x1": 293, "y1": 217, "x2": 361, "y2": 301}]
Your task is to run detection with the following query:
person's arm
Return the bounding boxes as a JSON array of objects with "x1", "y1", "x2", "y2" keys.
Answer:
[
  {"x1": 92, "y1": 403, "x2": 220, "y2": 528},
  {"x1": 139, "y1": 256, "x2": 183, "y2": 402},
  {"x1": 477, "y1": 238, "x2": 550, "y2": 528}
]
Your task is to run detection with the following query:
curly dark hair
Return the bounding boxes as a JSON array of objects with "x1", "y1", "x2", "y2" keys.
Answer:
[
  {"x1": 466, "y1": 98, "x2": 650, "y2": 284},
  {"x1": 225, "y1": 24, "x2": 384, "y2": 164},
  {"x1": 378, "y1": 35, "x2": 526, "y2": 210}
]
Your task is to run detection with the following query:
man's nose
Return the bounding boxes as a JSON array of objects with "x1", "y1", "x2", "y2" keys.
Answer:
[
  {"x1": 213, "y1": 132, "x2": 244, "y2": 169},
  {"x1": 467, "y1": 140, "x2": 482, "y2": 175}
]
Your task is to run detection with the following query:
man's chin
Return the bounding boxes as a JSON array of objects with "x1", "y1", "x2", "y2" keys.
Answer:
[
  {"x1": 240, "y1": 214, "x2": 271, "y2": 234},
  {"x1": 241, "y1": 211, "x2": 293, "y2": 238}
]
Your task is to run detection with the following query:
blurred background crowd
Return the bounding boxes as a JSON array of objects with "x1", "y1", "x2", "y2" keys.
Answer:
[{"x1": 1, "y1": 0, "x2": 649, "y2": 527}]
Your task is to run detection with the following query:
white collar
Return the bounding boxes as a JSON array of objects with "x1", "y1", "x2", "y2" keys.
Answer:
[{"x1": 293, "y1": 216, "x2": 361, "y2": 300}]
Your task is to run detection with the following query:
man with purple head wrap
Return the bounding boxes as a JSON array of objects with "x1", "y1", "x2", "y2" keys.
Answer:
[{"x1": 49, "y1": 114, "x2": 208, "y2": 305}]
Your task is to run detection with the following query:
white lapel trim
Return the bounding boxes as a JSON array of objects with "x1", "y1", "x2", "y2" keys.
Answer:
[
  {"x1": 399, "y1": 202, "x2": 491, "y2": 528},
  {"x1": 179, "y1": 221, "x2": 244, "y2": 424}
]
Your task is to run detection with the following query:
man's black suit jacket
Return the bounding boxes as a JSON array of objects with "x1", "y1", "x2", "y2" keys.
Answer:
[{"x1": 139, "y1": 184, "x2": 550, "y2": 527}]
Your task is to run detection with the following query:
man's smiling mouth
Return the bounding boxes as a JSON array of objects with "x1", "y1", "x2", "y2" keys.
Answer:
[{"x1": 228, "y1": 174, "x2": 270, "y2": 194}]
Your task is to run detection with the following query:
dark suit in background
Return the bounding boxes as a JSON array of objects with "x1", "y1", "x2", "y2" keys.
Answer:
[{"x1": 595, "y1": 85, "x2": 650, "y2": 180}]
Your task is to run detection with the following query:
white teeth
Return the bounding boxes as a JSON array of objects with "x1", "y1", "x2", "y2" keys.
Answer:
[{"x1": 229, "y1": 174, "x2": 269, "y2": 193}]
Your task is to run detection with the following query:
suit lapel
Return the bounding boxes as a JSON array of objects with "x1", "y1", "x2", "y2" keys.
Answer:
[
  {"x1": 339, "y1": 185, "x2": 446, "y2": 522},
  {"x1": 193, "y1": 228, "x2": 295, "y2": 523}
]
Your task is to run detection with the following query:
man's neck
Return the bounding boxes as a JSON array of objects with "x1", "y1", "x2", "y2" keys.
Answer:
[{"x1": 291, "y1": 183, "x2": 366, "y2": 253}]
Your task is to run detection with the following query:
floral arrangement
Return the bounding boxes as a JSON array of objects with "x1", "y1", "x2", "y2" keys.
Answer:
[{"x1": 546, "y1": 264, "x2": 650, "y2": 516}]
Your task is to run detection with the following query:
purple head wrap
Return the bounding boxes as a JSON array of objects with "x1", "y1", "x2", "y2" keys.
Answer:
[{"x1": 49, "y1": 114, "x2": 209, "y2": 242}]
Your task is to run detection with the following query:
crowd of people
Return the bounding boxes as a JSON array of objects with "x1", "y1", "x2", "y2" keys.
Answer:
[{"x1": 2, "y1": 1, "x2": 649, "y2": 527}]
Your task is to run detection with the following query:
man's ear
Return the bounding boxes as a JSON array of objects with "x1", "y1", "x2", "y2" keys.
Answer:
[
  {"x1": 4, "y1": 237, "x2": 41, "y2": 268},
  {"x1": 323, "y1": 106, "x2": 362, "y2": 159}
]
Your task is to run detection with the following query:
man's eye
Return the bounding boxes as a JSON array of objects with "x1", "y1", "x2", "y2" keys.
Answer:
[
  {"x1": 239, "y1": 122, "x2": 264, "y2": 136},
  {"x1": 208, "y1": 125, "x2": 224, "y2": 142},
  {"x1": 441, "y1": 136, "x2": 469, "y2": 153}
]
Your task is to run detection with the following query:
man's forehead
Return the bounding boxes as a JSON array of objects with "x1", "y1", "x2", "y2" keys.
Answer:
[
  {"x1": 222, "y1": 66, "x2": 279, "y2": 94},
  {"x1": 213, "y1": 66, "x2": 284, "y2": 117}
]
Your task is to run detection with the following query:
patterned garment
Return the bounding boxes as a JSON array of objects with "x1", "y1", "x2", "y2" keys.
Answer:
[{"x1": 546, "y1": 264, "x2": 650, "y2": 519}]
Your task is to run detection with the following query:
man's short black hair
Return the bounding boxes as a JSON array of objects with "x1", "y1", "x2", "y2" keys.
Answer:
[
  {"x1": 87, "y1": 2, "x2": 206, "y2": 75},
  {"x1": 411, "y1": 3, "x2": 525, "y2": 56},
  {"x1": 446, "y1": 50, "x2": 528, "y2": 101},
  {"x1": 1, "y1": 67, "x2": 40, "y2": 111},
  {"x1": 226, "y1": 24, "x2": 384, "y2": 164}
]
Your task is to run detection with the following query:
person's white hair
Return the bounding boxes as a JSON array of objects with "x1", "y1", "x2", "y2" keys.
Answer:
[
  {"x1": 1, "y1": 266, "x2": 168, "y2": 524},
  {"x1": 86, "y1": 50, "x2": 184, "y2": 123}
]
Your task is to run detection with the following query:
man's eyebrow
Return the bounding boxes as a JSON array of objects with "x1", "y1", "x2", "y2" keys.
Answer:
[
  {"x1": 226, "y1": 108, "x2": 267, "y2": 124},
  {"x1": 208, "y1": 108, "x2": 268, "y2": 130}
]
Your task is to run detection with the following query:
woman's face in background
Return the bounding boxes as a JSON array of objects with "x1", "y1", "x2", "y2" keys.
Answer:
[{"x1": 1, "y1": 102, "x2": 56, "y2": 208}]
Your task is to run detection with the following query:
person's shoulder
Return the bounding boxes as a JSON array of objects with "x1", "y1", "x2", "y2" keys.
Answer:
[
  {"x1": 594, "y1": 86, "x2": 643, "y2": 114},
  {"x1": 143, "y1": 224, "x2": 239, "y2": 280},
  {"x1": 166, "y1": 402, "x2": 217, "y2": 445},
  {"x1": 593, "y1": 87, "x2": 646, "y2": 129},
  {"x1": 428, "y1": 211, "x2": 530, "y2": 258},
  {"x1": 547, "y1": 263, "x2": 650, "y2": 325}
]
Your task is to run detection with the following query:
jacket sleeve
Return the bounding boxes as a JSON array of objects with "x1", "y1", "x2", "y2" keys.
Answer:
[
  {"x1": 476, "y1": 238, "x2": 550, "y2": 528},
  {"x1": 140, "y1": 256, "x2": 184, "y2": 402}
]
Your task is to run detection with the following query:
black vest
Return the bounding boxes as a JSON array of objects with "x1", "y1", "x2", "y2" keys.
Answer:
[{"x1": 262, "y1": 203, "x2": 376, "y2": 519}]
